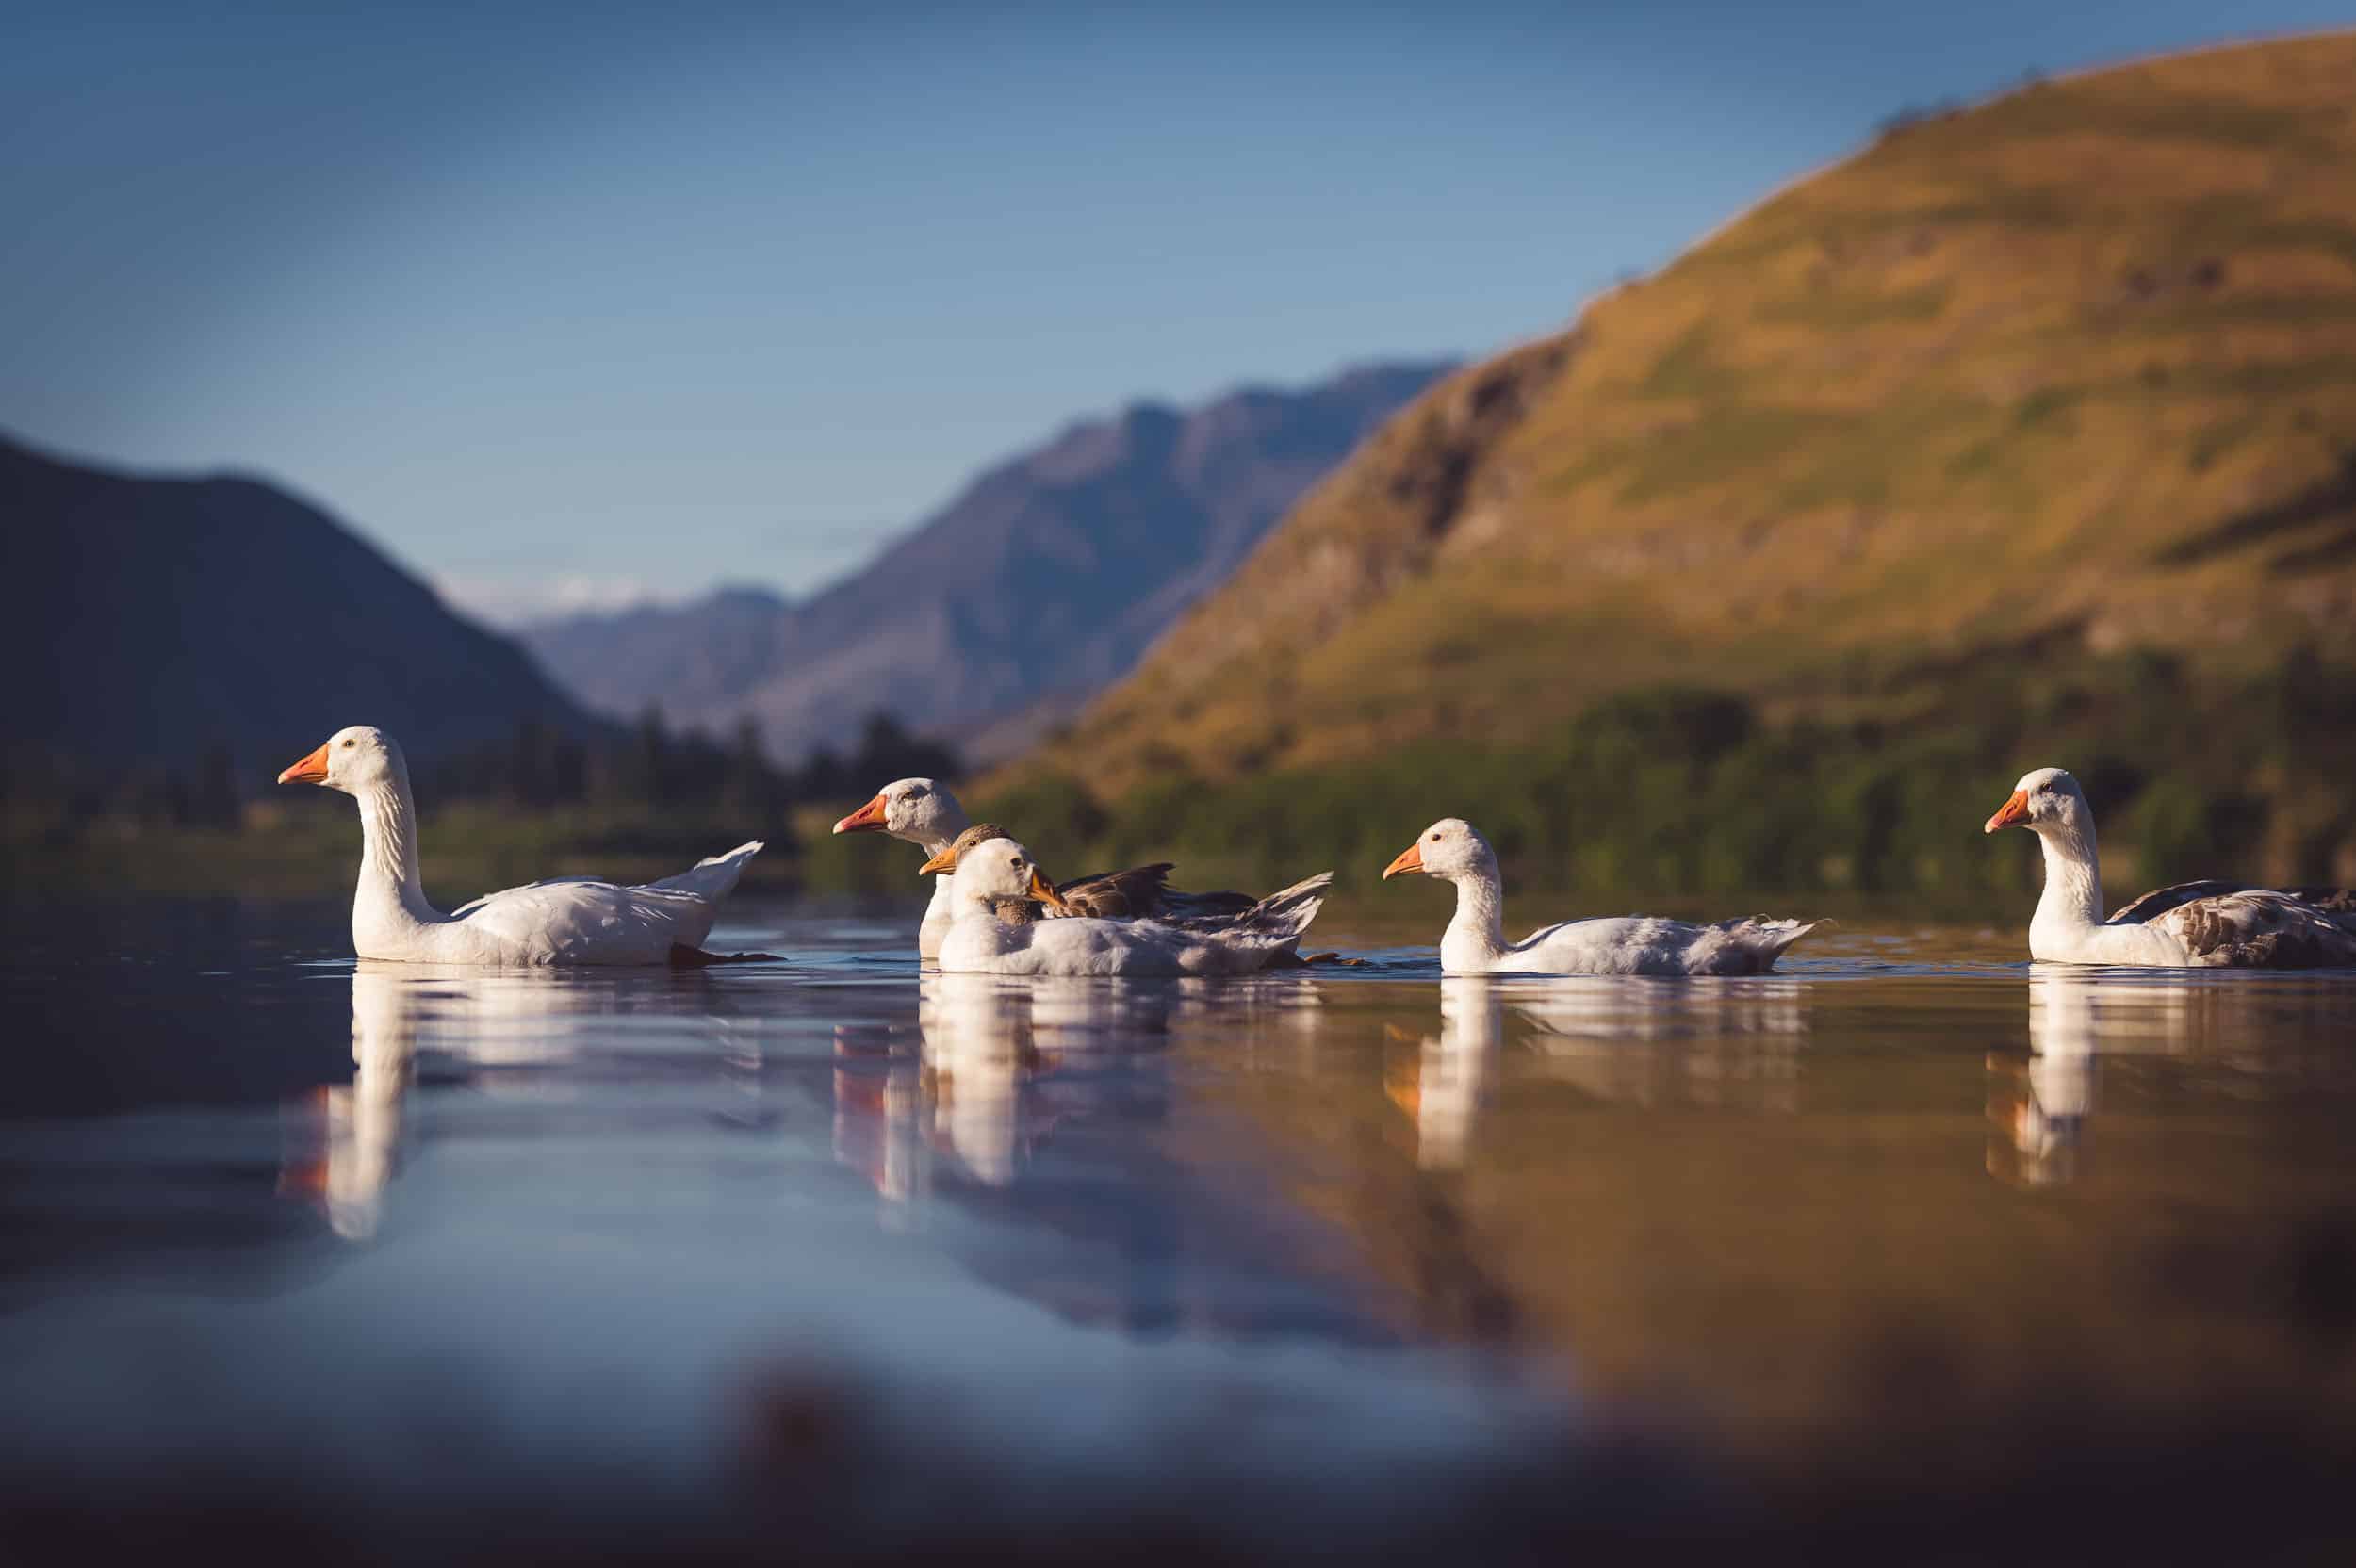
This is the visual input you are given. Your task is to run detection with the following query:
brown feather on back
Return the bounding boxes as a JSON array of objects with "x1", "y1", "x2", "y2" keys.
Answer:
[
  {"x1": 1052, "y1": 864, "x2": 1175, "y2": 919},
  {"x1": 2146, "y1": 884, "x2": 2356, "y2": 967},
  {"x1": 2106, "y1": 879, "x2": 2250, "y2": 925},
  {"x1": 933, "y1": 823, "x2": 1255, "y2": 926}
]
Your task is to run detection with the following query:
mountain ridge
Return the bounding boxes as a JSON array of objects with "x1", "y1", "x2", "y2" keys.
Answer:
[
  {"x1": 1, "y1": 431, "x2": 601, "y2": 777},
  {"x1": 521, "y1": 360, "x2": 1452, "y2": 760}
]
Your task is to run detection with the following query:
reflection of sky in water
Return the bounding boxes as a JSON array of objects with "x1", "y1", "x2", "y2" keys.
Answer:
[{"x1": 10, "y1": 906, "x2": 2356, "y2": 1554}]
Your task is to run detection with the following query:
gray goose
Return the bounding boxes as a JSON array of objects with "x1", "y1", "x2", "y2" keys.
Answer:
[{"x1": 1985, "y1": 767, "x2": 2356, "y2": 967}]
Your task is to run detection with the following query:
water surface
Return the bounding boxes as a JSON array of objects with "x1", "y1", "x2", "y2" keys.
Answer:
[{"x1": 6, "y1": 899, "x2": 2355, "y2": 1560}]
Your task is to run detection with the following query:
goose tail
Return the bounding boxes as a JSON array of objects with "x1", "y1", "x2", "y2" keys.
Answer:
[
  {"x1": 1722, "y1": 915, "x2": 1829, "y2": 973},
  {"x1": 647, "y1": 841, "x2": 765, "y2": 904},
  {"x1": 1202, "y1": 871, "x2": 1333, "y2": 951}
]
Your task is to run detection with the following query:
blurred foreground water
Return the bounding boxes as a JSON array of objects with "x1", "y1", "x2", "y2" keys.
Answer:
[{"x1": 5, "y1": 899, "x2": 2356, "y2": 1563}]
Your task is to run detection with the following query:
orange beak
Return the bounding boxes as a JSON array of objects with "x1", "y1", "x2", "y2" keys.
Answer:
[
  {"x1": 1383, "y1": 1055, "x2": 1422, "y2": 1118},
  {"x1": 277, "y1": 742, "x2": 331, "y2": 786},
  {"x1": 917, "y1": 846, "x2": 957, "y2": 876},
  {"x1": 1028, "y1": 867, "x2": 1068, "y2": 913},
  {"x1": 1984, "y1": 790, "x2": 2030, "y2": 834},
  {"x1": 1383, "y1": 842, "x2": 1426, "y2": 880},
  {"x1": 277, "y1": 1157, "x2": 330, "y2": 1200},
  {"x1": 834, "y1": 793, "x2": 890, "y2": 835}
]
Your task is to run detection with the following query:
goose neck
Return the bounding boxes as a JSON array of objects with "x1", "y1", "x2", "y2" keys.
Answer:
[
  {"x1": 1442, "y1": 867, "x2": 1509, "y2": 968},
  {"x1": 946, "y1": 874, "x2": 999, "y2": 920},
  {"x1": 914, "y1": 808, "x2": 968, "y2": 860},
  {"x1": 353, "y1": 774, "x2": 437, "y2": 929},
  {"x1": 2032, "y1": 821, "x2": 2105, "y2": 935}
]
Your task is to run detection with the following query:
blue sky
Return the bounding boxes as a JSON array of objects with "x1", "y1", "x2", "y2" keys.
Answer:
[{"x1": 8, "y1": 2, "x2": 2351, "y2": 624}]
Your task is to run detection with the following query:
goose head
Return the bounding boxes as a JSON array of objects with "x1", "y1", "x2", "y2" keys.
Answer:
[
  {"x1": 1983, "y1": 768, "x2": 2090, "y2": 837},
  {"x1": 833, "y1": 777, "x2": 965, "y2": 846},
  {"x1": 1383, "y1": 818, "x2": 1497, "y2": 883},
  {"x1": 914, "y1": 823, "x2": 1012, "y2": 877},
  {"x1": 278, "y1": 726, "x2": 405, "y2": 797},
  {"x1": 939, "y1": 836, "x2": 1065, "y2": 912}
]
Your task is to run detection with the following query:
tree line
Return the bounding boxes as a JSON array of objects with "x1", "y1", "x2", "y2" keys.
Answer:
[
  {"x1": 971, "y1": 645, "x2": 2356, "y2": 901},
  {"x1": 0, "y1": 710, "x2": 962, "y2": 833}
]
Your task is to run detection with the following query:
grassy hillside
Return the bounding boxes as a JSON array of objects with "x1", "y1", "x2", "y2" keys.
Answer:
[{"x1": 988, "y1": 35, "x2": 2356, "y2": 899}]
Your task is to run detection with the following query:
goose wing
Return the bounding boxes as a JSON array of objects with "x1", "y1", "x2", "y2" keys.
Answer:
[
  {"x1": 450, "y1": 874, "x2": 611, "y2": 919},
  {"x1": 1513, "y1": 914, "x2": 1824, "y2": 976},
  {"x1": 450, "y1": 841, "x2": 765, "y2": 962},
  {"x1": 1039, "y1": 862, "x2": 1258, "y2": 922},
  {"x1": 956, "y1": 876, "x2": 1333, "y2": 976},
  {"x1": 1052, "y1": 862, "x2": 1177, "y2": 918},
  {"x1": 1163, "y1": 872, "x2": 1333, "y2": 945},
  {"x1": 446, "y1": 842, "x2": 763, "y2": 920},
  {"x1": 1155, "y1": 886, "x2": 1259, "y2": 920},
  {"x1": 2150, "y1": 887, "x2": 2356, "y2": 968},
  {"x1": 2106, "y1": 879, "x2": 2251, "y2": 925},
  {"x1": 2111, "y1": 879, "x2": 2356, "y2": 924},
  {"x1": 454, "y1": 879, "x2": 719, "y2": 963}
]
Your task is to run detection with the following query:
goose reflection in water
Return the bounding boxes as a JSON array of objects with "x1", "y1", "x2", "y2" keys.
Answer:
[
  {"x1": 283, "y1": 963, "x2": 727, "y2": 1238},
  {"x1": 834, "y1": 973, "x2": 1331, "y2": 1201},
  {"x1": 1983, "y1": 968, "x2": 2298, "y2": 1186},
  {"x1": 831, "y1": 974, "x2": 1399, "y2": 1342},
  {"x1": 919, "y1": 972, "x2": 1054, "y2": 1188},
  {"x1": 833, "y1": 975, "x2": 1153, "y2": 1201},
  {"x1": 1387, "y1": 979, "x2": 1501, "y2": 1170},
  {"x1": 278, "y1": 966, "x2": 417, "y2": 1239},
  {"x1": 1987, "y1": 972, "x2": 2103, "y2": 1187},
  {"x1": 1389, "y1": 975, "x2": 1809, "y2": 1168}
]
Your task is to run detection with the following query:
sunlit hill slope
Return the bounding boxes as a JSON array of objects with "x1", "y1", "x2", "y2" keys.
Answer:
[{"x1": 994, "y1": 35, "x2": 2356, "y2": 896}]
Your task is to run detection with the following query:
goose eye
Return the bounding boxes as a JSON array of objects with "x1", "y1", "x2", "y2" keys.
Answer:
[
  {"x1": 341, "y1": 738, "x2": 356, "y2": 748},
  {"x1": 1429, "y1": 831, "x2": 1440, "y2": 841}
]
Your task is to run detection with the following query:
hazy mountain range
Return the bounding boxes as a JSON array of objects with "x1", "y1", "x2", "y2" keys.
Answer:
[
  {"x1": 520, "y1": 361, "x2": 1451, "y2": 762},
  {"x1": 1, "y1": 433, "x2": 597, "y2": 776}
]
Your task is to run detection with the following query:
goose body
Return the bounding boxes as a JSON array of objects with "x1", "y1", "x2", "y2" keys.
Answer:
[
  {"x1": 935, "y1": 837, "x2": 1330, "y2": 977},
  {"x1": 280, "y1": 727, "x2": 762, "y2": 966},
  {"x1": 1984, "y1": 768, "x2": 2356, "y2": 967},
  {"x1": 1383, "y1": 819, "x2": 1823, "y2": 976},
  {"x1": 830, "y1": 779, "x2": 1253, "y2": 957}
]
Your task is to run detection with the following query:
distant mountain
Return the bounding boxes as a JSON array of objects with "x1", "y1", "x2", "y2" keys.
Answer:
[
  {"x1": 520, "y1": 361, "x2": 1453, "y2": 761},
  {"x1": 0, "y1": 433, "x2": 599, "y2": 777},
  {"x1": 518, "y1": 584, "x2": 794, "y2": 739}
]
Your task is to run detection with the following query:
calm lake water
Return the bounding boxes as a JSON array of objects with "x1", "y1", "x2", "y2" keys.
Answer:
[{"x1": 6, "y1": 897, "x2": 2356, "y2": 1562}]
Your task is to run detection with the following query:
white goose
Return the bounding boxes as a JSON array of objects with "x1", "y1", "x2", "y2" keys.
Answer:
[
  {"x1": 278, "y1": 726, "x2": 762, "y2": 965},
  {"x1": 1983, "y1": 767, "x2": 2356, "y2": 967},
  {"x1": 830, "y1": 777, "x2": 1252, "y2": 957},
  {"x1": 935, "y1": 837, "x2": 1330, "y2": 977},
  {"x1": 1383, "y1": 819, "x2": 1824, "y2": 975},
  {"x1": 831, "y1": 777, "x2": 968, "y2": 956}
]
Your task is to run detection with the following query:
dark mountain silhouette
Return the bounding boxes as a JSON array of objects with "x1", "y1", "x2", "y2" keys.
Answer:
[
  {"x1": 520, "y1": 360, "x2": 1452, "y2": 761},
  {"x1": 1, "y1": 433, "x2": 599, "y2": 777}
]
